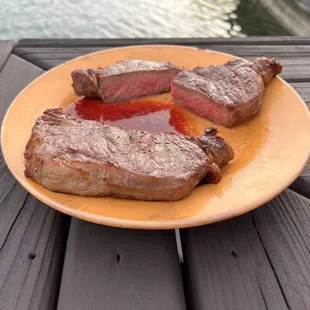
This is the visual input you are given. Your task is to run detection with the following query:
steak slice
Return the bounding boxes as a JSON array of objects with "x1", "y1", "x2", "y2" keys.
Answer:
[
  {"x1": 24, "y1": 109, "x2": 234, "y2": 201},
  {"x1": 171, "y1": 57, "x2": 282, "y2": 127},
  {"x1": 72, "y1": 60, "x2": 182, "y2": 102}
]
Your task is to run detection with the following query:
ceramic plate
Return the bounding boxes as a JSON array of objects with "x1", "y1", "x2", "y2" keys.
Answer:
[{"x1": 1, "y1": 45, "x2": 310, "y2": 229}]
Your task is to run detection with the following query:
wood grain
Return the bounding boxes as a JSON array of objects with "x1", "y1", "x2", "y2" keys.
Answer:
[
  {"x1": 0, "y1": 54, "x2": 70, "y2": 309},
  {"x1": 14, "y1": 37, "x2": 310, "y2": 47},
  {"x1": 57, "y1": 219, "x2": 186, "y2": 310},
  {"x1": 181, "y1": 213, "x2": 288, "y2": 310},
  {"x1": 13, "y1": 44, "x2": 310, "y2": 82},
  {"x1": 0, "y1": 41, "x2": 15, "y2": 71},
  {"x1": 181, "y1": 190, "x2": 310, "y2": 310},
  {"x1": 288, "y1": 82, "x2": 310, "y2": 198},
  {"x1": 252, "y1": 190, "x2": 310, "y2": 309},
  {"x1": 0, "y1": 55, "x2": 43, "y2": 125},
  {"x1": 290, "y1": 163, "x2": 310, "y2": 199},
  {"x1": 291, "y1": 82, "x2": 310, "y2": 108},
  {"x1": 0, "y1": 193, "x2": 69, "y2": 310}
]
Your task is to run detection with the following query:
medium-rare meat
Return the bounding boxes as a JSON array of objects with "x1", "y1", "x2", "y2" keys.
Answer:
[
  {"x1": 24, "y1": 109, "x2": 234, "y2": 201},
  {"x1": 171, "y1": 57, "x2": 282, "y2": 127},
  {"x1": 72, "y1": 60, "x2": 182, "y2": 102}
]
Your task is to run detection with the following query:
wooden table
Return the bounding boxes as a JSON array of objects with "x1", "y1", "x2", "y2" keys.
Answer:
[{"x1": 0, "y1": 37, "x2": 309, "y2": 310}]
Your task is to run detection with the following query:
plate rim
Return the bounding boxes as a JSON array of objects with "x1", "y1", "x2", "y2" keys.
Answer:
[{"x1": 1, "y1": 44, "x2": 310, "y2": 229}]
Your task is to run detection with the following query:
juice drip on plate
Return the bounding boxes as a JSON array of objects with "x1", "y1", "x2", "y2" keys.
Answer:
[{"x1": 65, "y1": 97, "x2": 193, "y2": 135}]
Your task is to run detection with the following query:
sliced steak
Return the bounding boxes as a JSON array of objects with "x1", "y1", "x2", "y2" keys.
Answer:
[
  {"x1": 171, "y1": 57, "x2": 282, "y2": 127},
  {"x1": 72, "y1": 60, "x2": 182, "y2": 102},
  {"x1": 71, "y1": 68, "x2": 103, "y2": 98},
  {"x1": 24, "y1": 109, "x2": 234, "y2": 201}
]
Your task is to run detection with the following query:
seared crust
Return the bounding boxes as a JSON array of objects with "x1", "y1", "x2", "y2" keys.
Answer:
[
  {"x1": 24, "y1": 109, "x2": 234, "y2": 201},
  {"x1": 251, "y1": 57, "x2": 283, "y2": 85},
  {"x1": 71, "y1": 60, "x2": 182, "y2": 102},
  {"x1": 171, "y1": 57, "x2": 282, "y2": 127},
  {"x1": 71, "y1": 69, "x2": 102, "y2": 97}
]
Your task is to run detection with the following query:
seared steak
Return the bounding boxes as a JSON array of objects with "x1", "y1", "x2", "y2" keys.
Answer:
[
  {"x1": 71, "y1": 68, "x2": 101, "y2": 98},
  {"x1": 72, "y1": 60, "x2": 182, "y2": 102},
  {"x1": 24, "y1": 109, "x2": 234, "y2": 201},
  {"x1": 171, "y1": 57, "x2": 282, "y2": 127}
]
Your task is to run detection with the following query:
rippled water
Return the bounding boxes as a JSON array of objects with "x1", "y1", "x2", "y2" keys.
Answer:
[{"x1": 0, "y1": 0, "x2": 290, "y2": 39}]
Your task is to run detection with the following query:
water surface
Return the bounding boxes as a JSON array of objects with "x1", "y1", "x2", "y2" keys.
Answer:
[{"x1": 0, "y1": 0, "x2": 290, "y2": 39}]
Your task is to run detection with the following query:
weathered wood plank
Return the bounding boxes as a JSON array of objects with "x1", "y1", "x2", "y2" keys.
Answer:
[
  {"x1": 0, "y1": 55, "x2": 42, "y2": 125},
  {"x1": 290, "y1": 163, "x2": 310, "y2": 199},
  {"x1": 15, "y1": 37, "x2": 310, "y2": 48},
  {"x1": 14, "y1": 45, "x2": 310, "y2": 58},
  {"x1": 181, "y1": 190, "x2": 310, "y2": 310},
  {"x1": 288, "y1": 82, "x2": 310, "y2": 198},
  {"x1": 0, "y1": 194, "x2": 69, "y2": 310},
  {"x1": 291, "y1": 82, "x2": 310, "y2": 108},
  {"x1": 252, "y1": 190, "x2": 310, "y2": 309},
  {"x1": 0, "y1": 55, "x2": 70, "y2": 309},
  {"x1": 57, "y1": 219, "x2": 186, "y2": 310},
  {"x1": 180, "y1": 212, "x2": 288, "y2": 310},
  {"x1": 14, "y1": 44, "x2": 310, "y2": 81},
  {"x1": 0, "y1": 41, "x2": 14, "y2": 71}
]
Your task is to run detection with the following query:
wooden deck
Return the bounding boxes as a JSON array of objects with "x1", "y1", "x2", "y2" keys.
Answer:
[{"x1": 0, "y1": 37, "x2": 309, "y2": 310}]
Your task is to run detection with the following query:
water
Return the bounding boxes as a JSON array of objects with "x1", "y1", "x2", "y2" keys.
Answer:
[{"x1": 0, "y1": 0, "x2": 290, "y2": 39}]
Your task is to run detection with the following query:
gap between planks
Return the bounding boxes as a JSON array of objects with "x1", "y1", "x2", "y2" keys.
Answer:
[
  {"x1": 0, "y1": 53, "x2": 70, "y2": 309},
  {"x1": 181, "y1": 189, "x2": 310, "y2": 310}
]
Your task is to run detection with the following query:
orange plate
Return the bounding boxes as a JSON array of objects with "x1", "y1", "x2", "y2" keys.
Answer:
[{"x1": 1, "y1": 45, "x2": 310, "y2": 229}]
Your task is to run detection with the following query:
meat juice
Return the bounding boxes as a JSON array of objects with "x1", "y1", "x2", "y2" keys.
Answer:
[{"x1": 65, "y1": 97, "x2": 192, "y2": 135}]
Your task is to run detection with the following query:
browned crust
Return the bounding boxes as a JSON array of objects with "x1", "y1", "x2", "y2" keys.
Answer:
[
  {"x1": 251, "y1": 57, "x2": 283, "y2": 85},
  {"x1": 203, "y1": 163, "x2": 222, "y2": 184},
  {"x1": 71, "y1": 60, "x2": 183, "y2": 101},
  {"x1": 24, "y1": 109, "x2": 234, "y2": 201}
]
